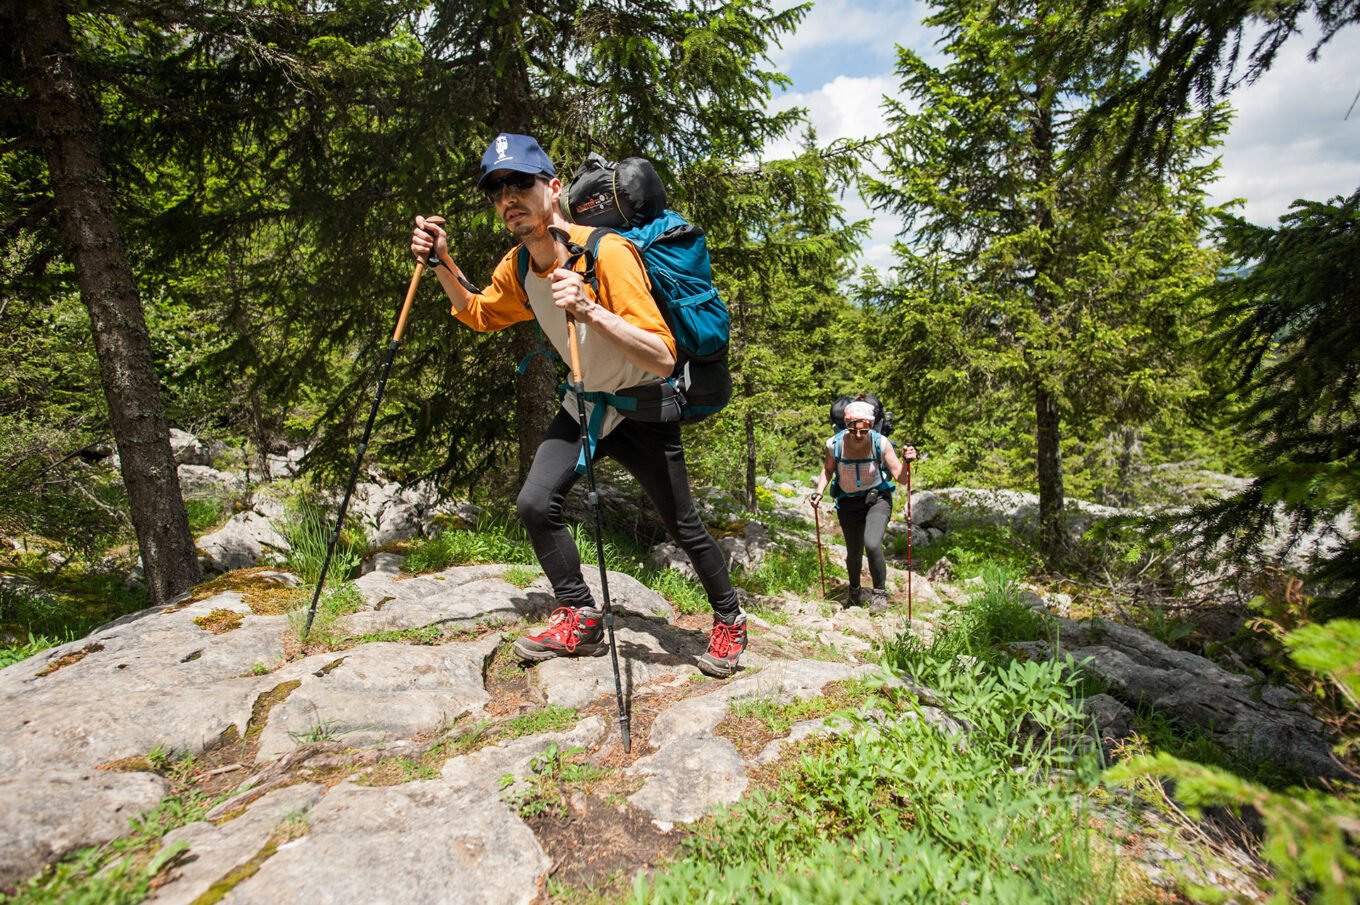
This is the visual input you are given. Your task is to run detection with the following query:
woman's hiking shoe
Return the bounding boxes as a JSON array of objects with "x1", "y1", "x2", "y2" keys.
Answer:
[
  {"x1": 844, "y1": 587, "x2": 865, "y2": 608},
  {"x1": 514, "y1": 606, "x2": 607, "y2": 661},
  {"x1": 868, "y1": 588, "x2": 891, "y2": 614},
  {"x1": 697, "y1": 613, "x2": 747, "y2": 678}
]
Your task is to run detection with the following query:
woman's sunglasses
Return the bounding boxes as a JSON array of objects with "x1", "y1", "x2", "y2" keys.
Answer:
[
  {"x1": 848, "y1": 422, "x2": 872, "y2": 435},
  {"x1": 484, "y1": 171, "x2": 543, "y2": 203}
]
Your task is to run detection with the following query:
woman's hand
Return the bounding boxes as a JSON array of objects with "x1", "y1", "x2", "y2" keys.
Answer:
[{"x1": 900, "y1": 445, "x2": 918, "y2": 462}]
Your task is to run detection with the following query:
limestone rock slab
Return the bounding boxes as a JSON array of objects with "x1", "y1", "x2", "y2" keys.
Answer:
[
  {"x1": 0, "y1": 594, "x2": 285, "y2": 772},
  {"x1": 627, "y1": 660, "x2": 876, "y2": 829},
  {"x1": 0, "y1": 769, "x2": 170, "y2": 886},
  {"x1": 149, "y1": 783, "x2": 327, "y2": 905},
  {"x1": 254, "y1": 638, "x2": 500, "y2": 762},
  {"x1": 221, "y1": 780, "x2": 548, "y2": 905}
]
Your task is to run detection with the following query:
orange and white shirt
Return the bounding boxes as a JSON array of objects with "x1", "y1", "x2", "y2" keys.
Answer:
[{"x1": 454, "y1": 224, "x2": 674, "y2": 438}]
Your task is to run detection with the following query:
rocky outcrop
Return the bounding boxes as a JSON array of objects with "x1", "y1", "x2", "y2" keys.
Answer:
[
  {"x1": 1013, "y1": 616, "x2": 1344, "y2": 780},
  {"x1": 0, "y1": 558, "x2": 928, "y2": 895}
]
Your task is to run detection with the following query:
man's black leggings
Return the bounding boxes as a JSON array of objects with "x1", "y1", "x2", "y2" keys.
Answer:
[
  {"x1": 516, "y1": 409, "x2": 740, "y2": 621},
  {"x1": 836, "y1": 492, "x2": 893, "y2": 590}
]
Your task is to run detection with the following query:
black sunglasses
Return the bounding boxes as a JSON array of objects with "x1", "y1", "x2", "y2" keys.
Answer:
[{"x1": 483, "y1": 171, "x2": 543, "y2": 202}]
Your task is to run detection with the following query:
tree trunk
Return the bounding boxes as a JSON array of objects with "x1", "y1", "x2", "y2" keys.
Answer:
[
  {"x1": 1035, "y1": 383, "x2": 1066, "y2": 565},
  {"x1": 510, "y1": 324, "x2": 558, "y2": 479},
  {"x1": 1030, "y1": 87, "x2": 1066, "y2": 566},
  {"x1": 744, "y1": 409, "x2": 757, "y2": 511},
  {"x1": 16, "y1": 0, "x2": 202, "y2": 604}
]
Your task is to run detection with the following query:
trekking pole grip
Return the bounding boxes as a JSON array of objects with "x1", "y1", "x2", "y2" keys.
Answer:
[{"x1": 394, "y1": 216, "x2": 445, "y2": 343}]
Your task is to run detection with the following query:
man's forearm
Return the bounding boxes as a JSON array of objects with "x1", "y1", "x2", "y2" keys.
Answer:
[
  {"x1": 431, "y1": 250, "x2": 478, "y2": 313},
  {"x1": 578, "y1": 303, "x2": 675, "y2": 377}
]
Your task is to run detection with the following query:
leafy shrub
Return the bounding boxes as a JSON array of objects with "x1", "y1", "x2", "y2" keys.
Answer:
[{"x1": 640, "y1": 660, "x2": 1106, "y2": 902}]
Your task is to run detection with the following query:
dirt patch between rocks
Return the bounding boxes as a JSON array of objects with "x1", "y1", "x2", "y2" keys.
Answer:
[
  {"x1": 713, "y1": 679, "x2": 864, "y2": 760},
  {"x1": 485, "y1": 637, "x2": 542, "y2": 717},
  {"x1": 528, "y1": 791, "x2": 685, "y2": 900}
]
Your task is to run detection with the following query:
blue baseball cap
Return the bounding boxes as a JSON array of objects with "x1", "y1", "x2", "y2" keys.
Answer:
[{"x1": 477, "y1": 133, "x2": 556, "y2": 190}]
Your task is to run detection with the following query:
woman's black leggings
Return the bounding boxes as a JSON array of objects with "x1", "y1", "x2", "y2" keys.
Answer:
[
  {"x1": 836, "y1": 492, "x2": 893, "y2": 590},
  {"x1": 516, "y1": 409, "x2": 740, "y2": 620}
]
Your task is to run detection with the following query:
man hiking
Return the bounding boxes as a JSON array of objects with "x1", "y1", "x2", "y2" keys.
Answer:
[{"x1": 409, "y1": 132, "x2": 747, "y2": 678}]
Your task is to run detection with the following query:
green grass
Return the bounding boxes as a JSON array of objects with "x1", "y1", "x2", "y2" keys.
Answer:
[
  {"x1": 502, "y1": 743, "x2": 614, "y2": 819},
  {"x1": 640, "y1": 658, "x2": 1108, "y2": 902},
  {"x1": 910, "y1": 523, "x2": 1043, "y2": 580},
  {"x1": 734, "y1": 547, "x2": 827, "y2": 597},
  {"x1": 405, "y1": 516, "x2": 537, "y2": 573},
  {"x1": 278, "y1": 499, "x2": 367, "y2": 588},
  {"x1": 643, "y1": 567, "x2": 709, "y2": 615},
  {"x1": 0, "y1": 631, "x2": 70, "y2": 669},
  {"x1": 502, "y1": 564, "x2": 540, "y2": 588},
  {"x1": 288, "y1": 582, "x2": 365, "y2": 648},
  {"x1": 184, "y1": 498, "x2": 231, "y2": 536},
  {"x1": 1, "y1": 788, "x2": 221, "y2": 904},
  {"x1": 639, "y1": 557, "x2": 1113, "y2": 902},
  {"x1": 0, "y1": 570, "x2": 147, "y2": 666},
  {"x1": 882, "y1": 565, "x2": 1050, "y2": 671},
  {"x1": 502, "y1": 705, "x2": 579, "y2": 740}
]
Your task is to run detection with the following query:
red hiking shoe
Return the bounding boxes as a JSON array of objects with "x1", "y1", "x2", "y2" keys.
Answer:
[
  {"x1": 514, "y1": 607, "x2": 607, "y2": 662},
  {"x1": 697, "y1": 613, "x2": 747, "y2": 678}
]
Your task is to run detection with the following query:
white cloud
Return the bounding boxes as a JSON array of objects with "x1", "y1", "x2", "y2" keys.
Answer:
[
  {"x1": 766, "y1": 74, "x2": 900, "y2": 156},
  {"x1": 768, "y1": 0, "x2": 933, "y2": 66},
  {"x1": 766, "y1": 5, "x2": 1360, "y2": 274},
  {"x1": 1209, "y1": 23, "x2": 1360, "y2": 224}
]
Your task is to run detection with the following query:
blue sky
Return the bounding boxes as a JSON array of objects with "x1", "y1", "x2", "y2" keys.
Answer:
[{"x1": 764, "y1": 0, "x2": 1360, "y2": 274}]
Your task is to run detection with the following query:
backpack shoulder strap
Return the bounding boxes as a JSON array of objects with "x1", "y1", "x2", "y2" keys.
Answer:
[
  {"x1": 516, "y1": 245, "x2": 531, "y2": 307},
  {"x1": 584, "y1": 227, "x2": 621, "y2": 295}
]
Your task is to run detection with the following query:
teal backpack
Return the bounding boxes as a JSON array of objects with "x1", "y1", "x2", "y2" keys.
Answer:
[{"x1": 517, "y1": 155, "x2": 732, "y2": 424}]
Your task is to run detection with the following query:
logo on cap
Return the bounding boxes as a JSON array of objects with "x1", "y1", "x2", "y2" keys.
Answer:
[{"x1": 494, "y1": 135, "x2": 512, "y2": 164}]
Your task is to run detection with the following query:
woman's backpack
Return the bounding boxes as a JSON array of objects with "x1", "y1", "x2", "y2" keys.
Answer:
[{"x1": 830, "y1": 394, "x2": 893, "y2": 436}]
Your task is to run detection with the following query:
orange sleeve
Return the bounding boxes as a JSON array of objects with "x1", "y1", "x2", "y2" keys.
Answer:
[
  {"x1": 451, "y1": 247, "x2": 536, "y2": 332},
  {"x1": 592, "y1": 233, "x2": 676, "y2": 359}
]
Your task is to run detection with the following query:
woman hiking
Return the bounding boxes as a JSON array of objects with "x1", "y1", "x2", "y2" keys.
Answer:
[{"x1": 809, "y1": 396, "x2": 917, "y2": 613}]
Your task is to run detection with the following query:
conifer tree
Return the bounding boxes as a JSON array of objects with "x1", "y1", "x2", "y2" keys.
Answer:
[
  {"x1": 4, "y1": 0, "x2": 203, "y2": 605},
  {"x1": 1186, "y1": 191, "x2": 1360, "y2": 616},
  {"x1": 684, "y1": 136, "x2": 868, "y2": 506},
  {"x1": 866, "y1": 0, "x2": 1224, "y2": 564}
]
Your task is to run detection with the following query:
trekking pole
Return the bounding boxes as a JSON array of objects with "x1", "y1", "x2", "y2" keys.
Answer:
[
  {"x1": 561, "y1": 261, "x2": 632, "y2": 754},
  {"x1": 813, "y1": 498, "x2": 827, "y2": 599},
  {"x1": 905, "y1": 460, "x2": 913, "y2": 623},
  {"x1": 301, "y1": 217, "x2": 444, "y2": 643}
]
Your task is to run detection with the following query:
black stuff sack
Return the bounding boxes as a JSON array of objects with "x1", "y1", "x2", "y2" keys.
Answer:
[{"x1": 567, "y1": 155, "x2": 667, "y2": 229}]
